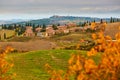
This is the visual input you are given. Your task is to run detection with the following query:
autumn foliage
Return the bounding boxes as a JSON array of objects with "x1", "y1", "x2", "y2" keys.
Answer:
[
  {"x1": 46, "y1": 31, "x2": 120, "y2": 80},
  {"x1": 0, "y1": 46, "x2": 14, "y2": 80}
]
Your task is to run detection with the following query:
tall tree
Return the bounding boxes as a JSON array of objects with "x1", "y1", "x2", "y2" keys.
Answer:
[
  {"x1": 57, "y1": 23, "x2": 60, "y2": 26},
  {"x1": 32, "y1": 24, "x2": 36, "y2": 32},
  {"x1": 100, "y1": 19, "x2": 103, "y2": 23},
  {"x1": 41, "y1": 24, "x2": 46, "y2": 32},
  {"x1": 4, "y1": 33, "x2": 6, "y2": 39},
  {"x1": 52, "y1": 24, "x2": 58, "y2": 30},
  {"x1": 110, "y1": 17, "x2": 113, "y2": 23}
]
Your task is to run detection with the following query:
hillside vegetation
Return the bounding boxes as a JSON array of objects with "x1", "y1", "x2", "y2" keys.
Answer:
[
  {"x1": 7, "y1": 50, "x2": 101, "y2": 80},
  {"x1": 8, "y1": 50, "x2": 77, "y2": 80}
]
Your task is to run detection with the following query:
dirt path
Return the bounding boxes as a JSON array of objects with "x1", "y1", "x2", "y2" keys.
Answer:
[{"x1": 0, "y1": 40, "x2": 56, "y2": 52}]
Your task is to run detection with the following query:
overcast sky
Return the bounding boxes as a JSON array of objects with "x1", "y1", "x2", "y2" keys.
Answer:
[{"x1": 0, "y1": 0, "x2": 120, "y2": 20}]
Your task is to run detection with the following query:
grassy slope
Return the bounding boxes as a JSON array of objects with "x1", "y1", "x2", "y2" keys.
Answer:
[
  {"x1": 8, "y1": 50, "x2": 101, "y2": 80},
  {"x1": 8, "y1": 50, "x2": 77, "y2": 80},
  {"x1": 51, "y1": 32, "x2": 92, "y2": 47}
]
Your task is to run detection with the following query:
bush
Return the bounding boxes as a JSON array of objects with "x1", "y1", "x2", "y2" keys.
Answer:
[
  {"x1": 0, "y1": 46, "x2": 15, "y2": 80},
  {"x1": 45, "y1": 31, "x2": 120, "y2": 80}
]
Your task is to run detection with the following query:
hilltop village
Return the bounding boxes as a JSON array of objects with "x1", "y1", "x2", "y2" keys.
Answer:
[{"x1": 0, "y1": 20, "x2": 109, "y2": 40}]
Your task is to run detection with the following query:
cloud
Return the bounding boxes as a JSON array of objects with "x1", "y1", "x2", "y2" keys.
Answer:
[{"x1": 0, "y1": 0, "x2": 120, "y2": 19}]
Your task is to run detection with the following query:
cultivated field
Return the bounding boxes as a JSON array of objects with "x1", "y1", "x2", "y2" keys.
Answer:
[
  {"x1": 104, "y1": 22, "x2": 120, "y2": 39},
  {"x1": 0, "y1": 30, "x2": 15, "y2": 40},
  {"x1": 0, "y1": 39, "x2": 56, "y2": 52}
]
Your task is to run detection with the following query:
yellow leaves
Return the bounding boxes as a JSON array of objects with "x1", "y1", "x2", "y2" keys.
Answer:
[
  {"x1": 77, "y1": 71, "x2": 85, "y2": 80},
  {"x1": 0, "y1": 46, "x2": 14, "y2": 80},
  {"x1": 115, "y1": 32, "x2": 120, "y2": 40},
  {"x1": 47, "y1": 31, "x2": 120, "y2": 80},
  {"x1": 5, "y1": 46, "x2": 14, "y2": 53},
  {"x1": 101, "y1": 58, "x2": 110, "y2": 66},
  {"x1": 105, "y1": 35, "x2": 112, "y2": 40},
  {"x1": 50, "y1": 70, "x2": 64, "y2": 80},
  {"x1": 92, "y1": 34, "x2": 97, "y2": 40},
  {"x1": 98, "y1": 31, "x2": 104, "y2": 39},
  {"x1": 113, "y1": 60, "x2": 119, "y2": 67},
  {"x1": 84, "y1": 59, "x2": 97, "y2": 73},
  {"x1": 91, "y1": 22, "x2": 96, "y2": 30},
  {"x1": 87, "y1": 48, "x2": 97, "y2": 56},
  {"x1": 45, "y1": 63, "x2": 51, "y2": 69},
  {"x1": 68, "y1": 54, "x2": 75, "y2": 65},
  {"x1": 68, "y1": 54, "x2": 83, "y2": 72},
  {"x1": 45, "y1": 63, "x2": 64, "y2": 80}
]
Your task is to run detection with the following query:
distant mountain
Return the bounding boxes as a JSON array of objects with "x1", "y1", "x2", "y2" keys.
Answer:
[
  {"x1": 49, "y1": 15, "x2": 108, "y2": 24},
  {"x1": 0, "y1": 19, "x2": 30, "y2": 25},
  {"x1": 18, "y1": 15, "x2": 111, "y2": 25},
  {"x1": 2, "y1": 15, "x2": 112, "y2": 26}
]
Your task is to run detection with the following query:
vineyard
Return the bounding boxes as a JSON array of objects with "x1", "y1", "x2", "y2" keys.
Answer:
[{"x1": 0, "y1": 30, "x2": 15, "y2": 40}]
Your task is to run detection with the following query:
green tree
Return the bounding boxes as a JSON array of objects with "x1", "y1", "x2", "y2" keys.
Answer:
[
  {"x1": 32, "y1": 24, "x2": 36, "y2": 32},
  {"x1": 52, "y1": 24, "x2": 58, "y2": 30},
  {"x1": 110, "y1": 17, "x2": 113, "y2": 23},
  {"x1": 113, "y1": 18, "x2": 115, "y2": 23},
  {"x1": 100, "y1": 19, "x2": 103, "y2": 23},
  {"x1": 41, "y1": 24, "x2": 46, "y2": 32},
  {"x1": 57, "y1": 23, "x2": 60, "y2": 26},
  {"x1": 4, "y1": 33, "x2": 6, "y2": 39},
  {"x1": 2, "y1": 24, "x2": 7, "y2": 29},
  {"x1": 1, "y1": 24, "x2": 4, "y2": 29}
]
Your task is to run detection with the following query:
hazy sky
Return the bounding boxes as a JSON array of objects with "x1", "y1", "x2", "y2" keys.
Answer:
[{"x1": 0, "y1": 0, "x2": 120, "y2": 20}]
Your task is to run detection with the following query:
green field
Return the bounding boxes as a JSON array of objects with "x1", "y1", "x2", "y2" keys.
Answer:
[{"x1": 8, "y1": 50, "x2": 101, "y2": 80}]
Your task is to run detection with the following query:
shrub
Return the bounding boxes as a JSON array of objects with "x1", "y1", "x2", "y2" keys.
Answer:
[
  {"x1": 0, "y1": 46, "x2": 15, "y2": 80},
  {"x1": 45, "y1": 31, "x2": 120, "y2": 80}
]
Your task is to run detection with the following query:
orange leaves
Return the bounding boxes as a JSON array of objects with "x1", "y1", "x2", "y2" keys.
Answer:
[
  {"x1": 91, "y1": 22, "x2": 96, "y2": 30},
  {"x1": 0, "y1": 46, "x2": 14, "y2": 80},
  {"x1": 77, "y1": 71, "x2": 85, "y2": 80},
  {"x1": 68, "y1": 54, "x2": 83, "y2": 73},
  {"x1": 115, "y1": 32, "x2": 120, "y2": 40},
  {"x1": 46, "y1": 30, "x2": 120, "y2": 80},
  {"x1": 68, "y1": 54, "x2": 75, "y2": 65},
  {"x1": 87, "y1": 48, "x2": 97, "y2": 56},
  {"x1": 5, "y1": 46, "x2": 14, "y2": 53},
  {"x1": 84, "y1": 59, "x2": 97, "y2": 74},
  {"x1": 104, "y1": 35, "x2": 112, "y2": 40},
  {"x1": 45, "y1": 63, "x2": 64, "y2": 80},
  {"x1": 92, "y1": 34, "x2": 97, "y2": 40}
]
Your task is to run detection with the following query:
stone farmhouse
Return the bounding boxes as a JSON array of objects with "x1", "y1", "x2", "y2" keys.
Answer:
[
  {"x1": 45, "y1": 26, "x2": 55, "y2": 37},
  {"x1": 56, "y1": 25, "x2": 68, "y2": 34},
  {"x1": 35, "y1": 27, "x2": 42, "y2": 32},
  {"x1": 24, "y1": 26, "x2": 35, "y2": 37},
  {"x1": 66, "y1": 22, "x2": 77, "y2": 28}
]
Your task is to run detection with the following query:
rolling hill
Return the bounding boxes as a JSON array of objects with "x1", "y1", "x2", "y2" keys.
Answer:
[
  {"x1": 13, "y1": 15, "x2": 111, "y2": 25},
  {"x1": 104, "y1": 22, "x2": 120, "y2": 39}
]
